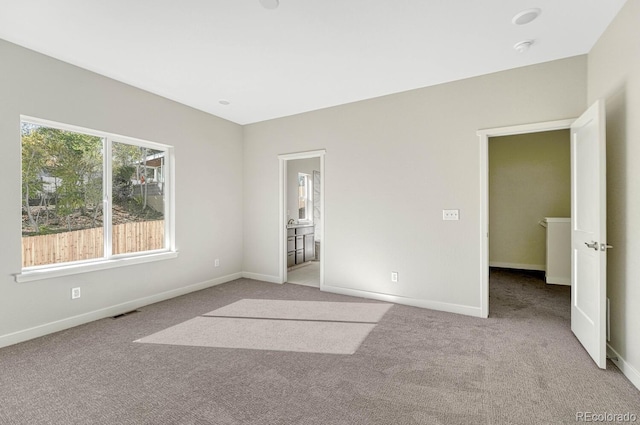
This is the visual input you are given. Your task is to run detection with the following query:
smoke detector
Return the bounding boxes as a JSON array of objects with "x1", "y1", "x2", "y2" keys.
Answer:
[{"x1": 514, "y1": 40, "x2": 534, "y2": 53}]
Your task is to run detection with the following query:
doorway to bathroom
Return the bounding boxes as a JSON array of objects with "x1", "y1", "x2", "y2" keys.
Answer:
[{"x1": 278, "y1": 150, "x2": 325, "y2": 288}]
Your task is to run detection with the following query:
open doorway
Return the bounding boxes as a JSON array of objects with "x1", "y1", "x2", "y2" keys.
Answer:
[
  {"x1": 480, "y1": 104, "x2": 608, "y2": 368},
  {"x1": 278, "y1": 150, "x2": 325, "y2": 289},
  {"x1": 487, "y1": 129, "x2": 571, "y2": 320},
  {"x1": 478, "y1": 120, "x2": 574, "y2": 318},
  {"x1": 489, "y1": 130, "x2": 571, "y2": 275}
]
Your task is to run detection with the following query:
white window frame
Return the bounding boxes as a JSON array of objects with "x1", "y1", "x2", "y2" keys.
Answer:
[{"x1": 16, "y1": 116, "x2": 177, "y2": 283}]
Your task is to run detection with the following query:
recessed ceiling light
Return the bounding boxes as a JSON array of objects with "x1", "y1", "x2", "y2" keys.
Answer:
[
  {"x1": 259, "y1": 0, "x2": 279, "y2": 10},
  {"x1": 512, "y1": 8, "x2": 541, "y2": 25},
  {"x1": 219, "y1": 99, "x2": 231, "y2": 106},
  {"x1": 514, "y1": 40, "x2": 534, "y2": 53}
]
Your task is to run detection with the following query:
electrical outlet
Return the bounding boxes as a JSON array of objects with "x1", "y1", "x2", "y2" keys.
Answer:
[
  {"x1": 71, "y1": 287, "x2": 81, "y2": 300},
  {"x1": 214, "y1": 258, "x2": 220, "y2": 267},
  {"x1": 391, "y1": 272, "x2": 398, "y2": 283},
  {"x1": 443, "y1": 209, "x2": 460, "y2": 221}
]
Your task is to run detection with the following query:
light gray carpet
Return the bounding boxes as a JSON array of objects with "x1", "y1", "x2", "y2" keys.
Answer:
[
  {"x1": 135, "y1": 316, "x2": 376, "y2": 354},
  {"x1": 0, "y1": 269, "x2": 638, "y2": 424},
  {"x1": 204, "y1": 299, "x2": 392, "y2": 322}
]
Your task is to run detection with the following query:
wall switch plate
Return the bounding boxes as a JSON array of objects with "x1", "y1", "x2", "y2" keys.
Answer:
[
  {"x1": 391, "y1": 272, "x2": 398, "y2": 282},
  {"x1": 443, "y1": 209, "x2": 460, "y2": 220},
  {"x1": 71, "y1": 287, "x2": 81, "y2": 299},
  {"x1": 214, "y1": 259, "x2": 220, "y2": 267}
]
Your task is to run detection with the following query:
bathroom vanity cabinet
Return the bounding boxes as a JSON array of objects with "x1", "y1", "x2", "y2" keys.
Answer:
[{"x1": 287, "y1": 225, "x2": 315, "y2": 267}]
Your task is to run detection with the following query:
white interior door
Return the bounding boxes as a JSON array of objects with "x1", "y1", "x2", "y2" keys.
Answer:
[{"x1": 571, "y1": 100, "x2": 607, "y2": 369}]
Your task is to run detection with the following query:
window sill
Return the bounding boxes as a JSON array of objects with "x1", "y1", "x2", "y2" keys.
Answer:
[{"x1": 15, "y1": 251, "x2": 179, "y2": 283}]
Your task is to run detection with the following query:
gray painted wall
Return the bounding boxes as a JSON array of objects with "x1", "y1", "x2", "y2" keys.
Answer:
[
  {"x1": 0, "y1": 39, "x2": 244, "y2": 345},
  {"x1": 243, "y1": 56, "x2": 587, "y2": 316},
  {"x1": 588, "y1": 0, "x2": 640, "y2": 388}
]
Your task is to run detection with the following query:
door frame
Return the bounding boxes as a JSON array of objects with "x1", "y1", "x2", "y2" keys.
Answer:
[
  {"x1": 477, "y1": 119, "x2": 575, "y2": 318},
  {"x1": 278, "y1": 149, "x2": 326, "y2": 288}
]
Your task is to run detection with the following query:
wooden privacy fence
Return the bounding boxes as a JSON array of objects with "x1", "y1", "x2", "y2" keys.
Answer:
[{"x1": 22, "y1": 220, "x2": 164, "y2": 268}]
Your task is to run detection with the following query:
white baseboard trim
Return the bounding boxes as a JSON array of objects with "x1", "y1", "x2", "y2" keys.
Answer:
[
  {"x1": 489, "y1": 262, "x2": 545, "y2": 271},
  {"x1": 241, "y1": 272, "x2": 282, "y2": 284},
  {"x1": 0, "y1": 272, "x2": 242, "y2": 350},
  {"x1": 607, "y1": 344, "x2": 640, "y2": 392},
  {"x1": 321, "y1": 285, "x2": 483, "y2": 318},
  {"x1": 545, "y1": 276, "x2": 570, "y2": 285}
]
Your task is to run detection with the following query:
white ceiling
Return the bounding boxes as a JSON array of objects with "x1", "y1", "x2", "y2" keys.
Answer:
[{"x1": 0, "y1": 0, "x2": 627, "y2": 125}]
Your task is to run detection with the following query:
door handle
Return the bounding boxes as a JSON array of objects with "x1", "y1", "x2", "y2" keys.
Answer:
[
  {"x1": 585, "y1": 241, "x2": 598, "y2": 250},
  {"x1": 600, "y1": 243, "x2": 613, "y2": 251}
]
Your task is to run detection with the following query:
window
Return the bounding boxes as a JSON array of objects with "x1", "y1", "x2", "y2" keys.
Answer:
[
  {"x1": 20, "y1": 117, "x2": 174, "y2": 275},
  {"x1": 298, "y1": 173, "x2": 311, "y2": 222}
]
